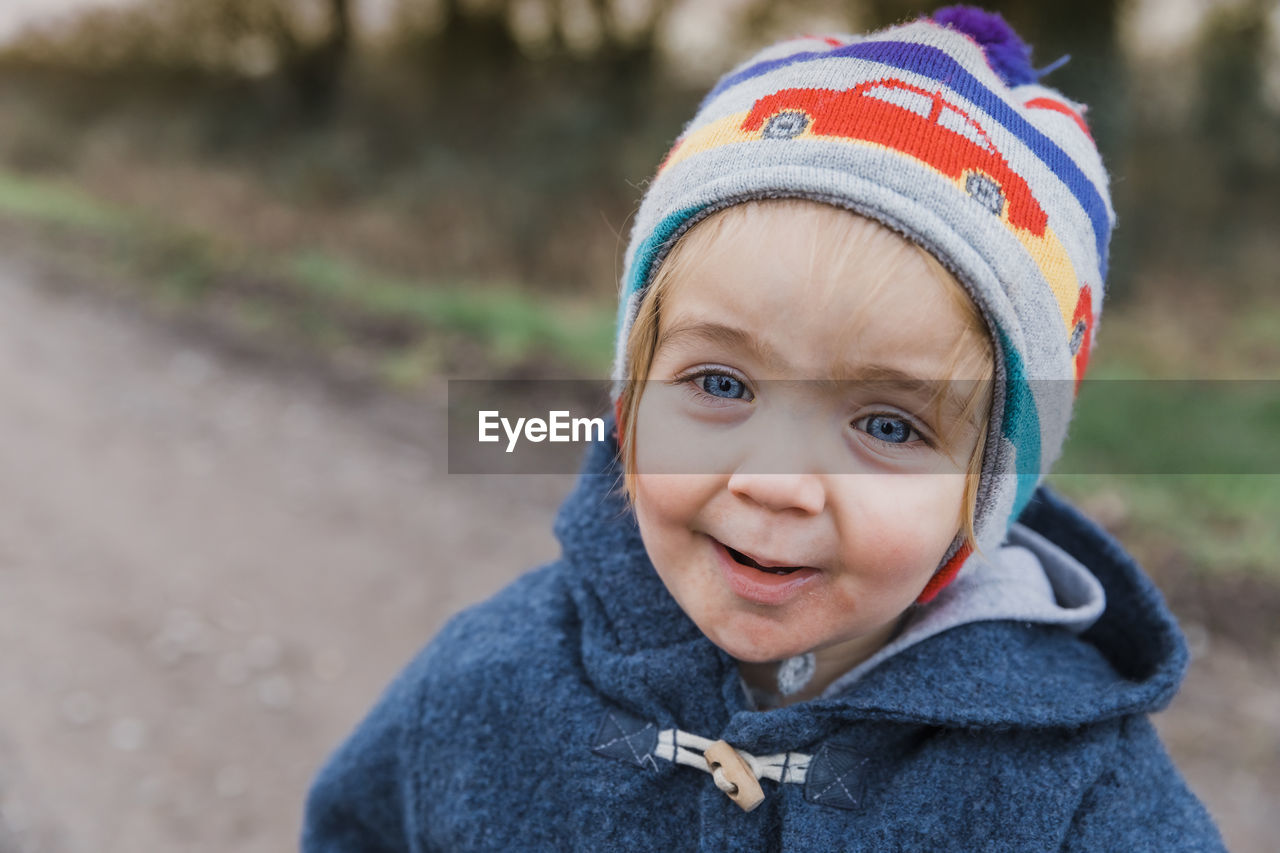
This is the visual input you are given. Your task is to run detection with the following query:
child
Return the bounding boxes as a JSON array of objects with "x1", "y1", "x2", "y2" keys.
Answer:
[{"x1": 303, "y1": 7, "x2": 1226, "y2": 850}]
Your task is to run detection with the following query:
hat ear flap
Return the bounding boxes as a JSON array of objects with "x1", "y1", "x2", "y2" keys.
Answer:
[{"x1": 916, "y1": 539, "x2": 974, "y2": 604}]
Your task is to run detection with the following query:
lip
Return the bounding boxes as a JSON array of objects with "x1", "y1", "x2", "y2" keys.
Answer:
[{"x1": 710, "y1": 536, "x2": 821, "y2": 606}]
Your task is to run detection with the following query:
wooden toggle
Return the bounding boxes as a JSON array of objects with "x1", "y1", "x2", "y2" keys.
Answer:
[{"x1": 703, "y1": 739, "x2": 766, "y2": 812}]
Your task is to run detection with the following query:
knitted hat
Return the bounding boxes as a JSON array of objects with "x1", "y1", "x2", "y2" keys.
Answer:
[{"x1": 610, "y1": 6, "x2": 1115, "y2": 602}]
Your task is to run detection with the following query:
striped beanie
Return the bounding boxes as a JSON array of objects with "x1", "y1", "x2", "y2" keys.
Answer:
[{"x1": 611, "y1": 6, "x2": 1115, "y2": 601}]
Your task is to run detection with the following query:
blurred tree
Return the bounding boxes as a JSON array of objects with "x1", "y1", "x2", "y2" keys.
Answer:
[
  {"x1": 280, "y1": 0, "x2": 354, "y2": 120},
  {"x1": 391, "y1": 0, "x2": 676, "y2": 82},
  {"x1": 1195, "y1": 0, "x2": 1277, "y2": 190},
  {"x1": 380, "y1": 0, "x2": 691, "y2": 174},
  {"x1": 4, "y1": 0, "x2": 353, "y2": 119}
]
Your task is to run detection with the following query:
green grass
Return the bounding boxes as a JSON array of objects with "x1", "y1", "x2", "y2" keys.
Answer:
[
  {"x1": 0, "y1": 171, "x2": 129, "y2": 230},
  {"x1": 1050, "y1": 474, "x2": 1280, "y2": 581},
  {"x1": 0, "y1": 169, "x2": 617, "y2": 377},
  {"x1": 286, "y1": 252, "x2": 615, "y2": 371},
  {"x1": 1059, "y1": 379, "x2": 1280, "y2": 475}
]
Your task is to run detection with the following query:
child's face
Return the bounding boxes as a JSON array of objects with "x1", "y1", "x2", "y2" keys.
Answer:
[{"x1": 631, "y1": 204, "x2": 986, "y2": 673}]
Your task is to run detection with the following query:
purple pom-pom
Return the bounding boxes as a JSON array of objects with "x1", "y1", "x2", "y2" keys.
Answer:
[{"x1": 931, "y1": 5, "x2": 1036, "y2": 86}]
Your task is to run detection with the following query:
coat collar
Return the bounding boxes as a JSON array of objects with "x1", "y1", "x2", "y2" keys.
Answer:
[{"x1": 552, "y1": 421, "x2": 1189, "y2": 748}]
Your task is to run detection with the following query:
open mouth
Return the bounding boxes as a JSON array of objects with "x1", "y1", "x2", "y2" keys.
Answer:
[{"x1": 723, "y1": 545, "x2": 804, "y2": 575}]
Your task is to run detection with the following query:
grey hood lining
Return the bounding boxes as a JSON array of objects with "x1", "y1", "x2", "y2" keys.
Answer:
[{"x1": 824, "y1": 522, "x2": 1106, "y2": 698}]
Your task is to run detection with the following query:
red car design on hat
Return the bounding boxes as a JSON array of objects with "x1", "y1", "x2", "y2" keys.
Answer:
[{"x1": 741, "y1": 79, "x2": 1049, "y2": 237}]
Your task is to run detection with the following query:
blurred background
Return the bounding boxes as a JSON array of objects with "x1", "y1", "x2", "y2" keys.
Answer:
[{"x1": 0, "y1": 0, "x2": 1275, "y2": 850}]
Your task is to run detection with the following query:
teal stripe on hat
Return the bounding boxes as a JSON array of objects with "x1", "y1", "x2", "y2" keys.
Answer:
[
  {"x1": 998, "y1": 327, "x2": 1042, "y2": 522},
  {"x1": 617, "y1": 204, "x2": 705, "y2": 337},
  {"x1": 625, "y1": 205, "x2": 705, "y2": 296}
]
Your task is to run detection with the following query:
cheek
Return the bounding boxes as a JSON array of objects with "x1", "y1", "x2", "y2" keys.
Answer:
[
  {"x1": 633, "y1": 383, "x2": 742, "y2": 477},
  {"x1": 632, "y1": 474, "x2": 715, "y2": 605},
  {"x1": 836, "y1": 473, "x2": 967, "y2": 576},
  {"x1": 633, "y1": 473, "x2": 700, "y2": 528},
  {"x1": 632, "y1": 473, "x2": 713, "y2": 561},
  {"x1": 631, "y1": 387, "x2": 730, "y2": 540}
]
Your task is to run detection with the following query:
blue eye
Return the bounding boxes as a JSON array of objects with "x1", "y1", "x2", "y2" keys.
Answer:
[
  {"x1": 859, "y1": 414, "x2": 919, "y2": 444},
  {"x1": 698, "y1": 372, "x2": 749, "y2": 399}
]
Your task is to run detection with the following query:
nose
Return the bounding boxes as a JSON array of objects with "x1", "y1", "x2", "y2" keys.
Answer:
[
  {"x1": 727, "y1": 470, "x2": 826, "y2": 515},
  {"x1": 725, "y1": 406, "x2": 829, "y2": 515}
]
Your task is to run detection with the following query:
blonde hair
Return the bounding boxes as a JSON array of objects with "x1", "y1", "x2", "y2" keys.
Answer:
[{"x1": 616, "y1": 199, "x2": 995, "y2": 551}]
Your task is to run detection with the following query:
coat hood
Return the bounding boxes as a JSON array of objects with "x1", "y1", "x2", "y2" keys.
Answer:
[{"x1": 552, "y1": 422, "x2": 1188, "y2": 752}]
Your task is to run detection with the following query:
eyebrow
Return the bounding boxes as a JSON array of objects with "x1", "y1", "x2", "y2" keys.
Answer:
[{"x1": 655, "y1": 320, "x2": 976, "y2": 412}]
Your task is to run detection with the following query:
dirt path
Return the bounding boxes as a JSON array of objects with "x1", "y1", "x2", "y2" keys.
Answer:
[
  {"x1": 0, "y1": 252, "x2": 578, "y2": 852},
  {"x1": 0, "y1": 251, "x2": 1273, "y2": 852}
]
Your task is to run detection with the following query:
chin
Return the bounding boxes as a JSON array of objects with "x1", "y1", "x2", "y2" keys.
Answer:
[{"x1": 701, "y1": 614, "x2": 812, "y2": 664}]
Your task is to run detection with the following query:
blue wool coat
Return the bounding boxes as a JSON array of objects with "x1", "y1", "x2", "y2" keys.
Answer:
[{"x1": 302, "y1": 431, "x2": 1226, "y2": 852}]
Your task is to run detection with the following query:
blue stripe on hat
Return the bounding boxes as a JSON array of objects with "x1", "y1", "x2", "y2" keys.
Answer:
[{"x1": 702, "y1": 39, "x2": 1111, "y2": 277}]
